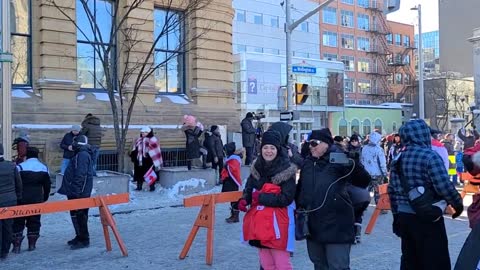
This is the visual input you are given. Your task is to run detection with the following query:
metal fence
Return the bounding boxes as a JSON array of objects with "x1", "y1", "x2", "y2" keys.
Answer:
[{"x1": 97, "y1": 148, "x2": 188, "y2": 172}]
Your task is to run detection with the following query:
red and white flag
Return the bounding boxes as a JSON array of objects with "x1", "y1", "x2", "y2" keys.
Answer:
[{"x1": 144, "y1": 166, "x2": 157, "y2": 186}]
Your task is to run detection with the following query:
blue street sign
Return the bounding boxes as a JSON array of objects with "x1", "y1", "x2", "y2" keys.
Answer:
[{"x1": 292, "y1": 66, "x2": 316, "y2": 74}]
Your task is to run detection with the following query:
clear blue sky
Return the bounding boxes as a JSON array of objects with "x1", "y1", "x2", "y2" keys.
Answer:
[{"x1": 387, "y1": 0, "x2": 438, "y2": 33}]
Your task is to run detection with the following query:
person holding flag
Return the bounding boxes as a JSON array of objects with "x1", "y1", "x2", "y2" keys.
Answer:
[
  {"x1": 221, "y1": 142, "x2": 242, "y2": 223},
  {"x1": 130, "y1": 127, "x2": 163, "y2": 191}
]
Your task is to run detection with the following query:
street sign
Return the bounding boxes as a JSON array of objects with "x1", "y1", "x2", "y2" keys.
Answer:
[
  {"x1": 247, "y1": 78, "x2": 257, "y2": 94},
  {"x1": 292, "y1": 66, "x2": 316, "y2": 74},
  {"x1": 280, "y1": 111, "x2": 300, "y2": 121}
]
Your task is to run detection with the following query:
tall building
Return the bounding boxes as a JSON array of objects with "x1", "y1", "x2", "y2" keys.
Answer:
[
  {"x1": 415, "y1": 30, "x2": 440, "y2": 74},
  {"x1": 318, "y1": 0, "x2": 415, "y2": 105},
  {"x1": 439, "y1": 0, "x2": 480, "y2": 76},
  {"x1": 232, "y1": 0, "x2": 346, "y2": 139},
  {"x1": 7, "y1": 0, "x2": 237, "y2": 170}
]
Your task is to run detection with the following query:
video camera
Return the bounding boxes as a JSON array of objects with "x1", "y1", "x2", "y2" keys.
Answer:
[{"x1": 250, "y1": 112, "x2": 266, "y2": 121}]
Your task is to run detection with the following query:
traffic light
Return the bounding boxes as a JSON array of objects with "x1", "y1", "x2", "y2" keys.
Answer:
[{"x1": 295, "y1": 83, "x2": 309, "y2": 105}]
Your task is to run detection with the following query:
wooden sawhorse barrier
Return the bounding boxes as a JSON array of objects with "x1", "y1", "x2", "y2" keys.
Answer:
[
  {"x1": 460, "y1": 172, "x2": 480, "y2": 198},
  {"x1": 365, "y1": 184, "x2": 390, "y2": 234},
  {"x1": 0, "y1": 193, "x2": 129, "y2": 256},
  {"x1": 179, "y1": 191, "x2": 243, "y2": 265}
]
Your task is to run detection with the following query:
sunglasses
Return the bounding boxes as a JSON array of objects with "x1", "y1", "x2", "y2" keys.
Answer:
[{"x1": 308, "y1": 140, "x2": 323, "y2": 147}]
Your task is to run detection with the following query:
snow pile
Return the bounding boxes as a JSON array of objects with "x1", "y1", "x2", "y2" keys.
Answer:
[
  {"x1": 12, "y1": 89, "x2": 31, "y2": 99},
  {"x1": 155, "y1": 96, "x2": 162, "y2": 103},
  {"x1": 167, "y1": 178, "x2": 207, "y2": 198},
  {"x1": 77, "y1": 94, "x2": 86, "y2": 101},
  {"x1": 92, "y1": 92, "x2": 110, "y2": 102},
  {"x1": 164, "y1": 95, "x2": 189, "y2": 104}
]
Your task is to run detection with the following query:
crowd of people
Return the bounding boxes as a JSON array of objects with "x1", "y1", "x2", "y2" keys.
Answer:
[{"x1": 1, "y1": 111, "x2": 479, "y2": 269}]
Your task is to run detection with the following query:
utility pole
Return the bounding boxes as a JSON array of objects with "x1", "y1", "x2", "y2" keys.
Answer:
[
  {"x1": 1, "y1": 0, "x2": 13, "y2": 159},
  {"x1": 412, "y1": 4, "x2": 424, "y2": 119},
  {"x1": 284, "y1": 0, "x2": 334, "y2": 145}
]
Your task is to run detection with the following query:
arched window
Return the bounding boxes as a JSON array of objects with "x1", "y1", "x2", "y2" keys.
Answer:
[
  {"x1": 339, "y1": 119, "x2": 348, "y2": 137},
  {"x1": 363, "y1": 119, "x2": 371, "y2": 136},
  {"x1": 392, "y1": 122, "x2": 397, "y2": 132},
  {"x1": 374, "y1": 119, "x2": 383, "y2": 133},
  {"x1": 351, "y1": 119, "x2": 360, "y2": 135}
]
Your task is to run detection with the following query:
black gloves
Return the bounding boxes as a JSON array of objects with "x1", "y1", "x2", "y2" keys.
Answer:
[{"x1": 452, "y1": 204, "x2": 464, "y2": 219}]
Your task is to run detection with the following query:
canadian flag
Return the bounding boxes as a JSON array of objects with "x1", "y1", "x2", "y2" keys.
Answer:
[{"x1": 143, "y1": 166, "x2": 157, "y2": 186}]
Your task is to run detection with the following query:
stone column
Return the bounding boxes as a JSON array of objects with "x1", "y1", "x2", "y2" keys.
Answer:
[{"x1": 468, "y1": 28, "x2": 480, "y2": 128}]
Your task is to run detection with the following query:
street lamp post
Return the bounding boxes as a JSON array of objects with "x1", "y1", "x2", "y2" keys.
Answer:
[
  {"x1": 411, "y1": 5, "x2": 424, "y2": 119},
  {"x1": 1, "y1": 0, "x2": 13, "y2": 159}
]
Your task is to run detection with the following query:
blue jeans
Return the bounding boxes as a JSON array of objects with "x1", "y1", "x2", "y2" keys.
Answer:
[
  {"x1": 60, "y1": 158, "x2": 71, "y2": 174},
  {"x1": 91, "y1": 146, "x2": 100, "y2": 176}
]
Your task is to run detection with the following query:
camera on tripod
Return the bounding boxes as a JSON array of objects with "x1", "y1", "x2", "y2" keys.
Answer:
[{"x1": 251, "y1": 112, "x2": 266, "y2": 121}]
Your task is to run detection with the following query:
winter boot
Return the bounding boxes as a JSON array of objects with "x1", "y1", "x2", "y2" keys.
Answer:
[
  {"x1": 67, "y1": 236, "x2": 80, "y2": 246},
  {"x1": 27, "y1": 234, "x2": 40, "y2": 251},
  {"x1": 226, "y1": 209, "x2": 239, "y2": 223},
  {"x1": 11, "y1": 234, "x2": 24, "y2": 254},
  {"x1": 70, "y1": 238, "x2": 90, "y2": 250},
  {"x1": 354, "y1": 223, "x2": 362, "y2": 244}
]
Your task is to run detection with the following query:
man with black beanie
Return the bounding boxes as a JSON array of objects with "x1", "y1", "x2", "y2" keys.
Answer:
[{"x1": 0, "y1": 143, "x2": 22, "y2": 260}]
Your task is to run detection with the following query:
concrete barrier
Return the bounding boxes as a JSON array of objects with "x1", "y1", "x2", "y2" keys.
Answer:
[{"x1": 56, "y1": 170, "x2": 130, "y2": 195}]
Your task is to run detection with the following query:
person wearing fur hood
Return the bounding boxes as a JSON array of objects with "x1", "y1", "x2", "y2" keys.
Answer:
[
  {"x1": 130, "y1": 127, "x2": 163, "y2": 191},
  {"x1": 238, "y1": 130, "x2": 297, "y2": 270}
]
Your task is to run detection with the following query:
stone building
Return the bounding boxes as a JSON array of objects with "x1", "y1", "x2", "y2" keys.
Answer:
[{"x1": 9, "y1": 0, "x2": 237, "y2": 172}]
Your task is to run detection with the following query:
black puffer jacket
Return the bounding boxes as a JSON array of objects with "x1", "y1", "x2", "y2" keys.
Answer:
[
  {"x1": 60, "y1": 131, "x2": 76, "y2": 159},
  {"x1": 184, "y1": 126, "x2": 203, "y2": 159},
  {"x1": 17, "y1": 158, "x2": 51, "y2": 203},
  {"x1": 59, "y1": 145, "x2": 94, "y2": 198},
  {"x1": 81, "y1": 115, "x2": 102, "y2": 147},
  {"x1": 204, "y1": 131, "x2": 224, "y2": 163},
  {"x1": 0, "y1": 158, "x2": 22, "y2": 205},
  {"x1": 296, "y1": 147, "x2": 355, "y2": 244}
]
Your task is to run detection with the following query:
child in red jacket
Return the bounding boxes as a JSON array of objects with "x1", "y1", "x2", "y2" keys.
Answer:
[{"x1": 221, "y1": 142, "x2": 242, "y2": 223}]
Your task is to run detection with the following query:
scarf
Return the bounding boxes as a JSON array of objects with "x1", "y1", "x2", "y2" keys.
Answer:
[{"x1": 134, "y1": 136, "x2": 163, "y2": 168}]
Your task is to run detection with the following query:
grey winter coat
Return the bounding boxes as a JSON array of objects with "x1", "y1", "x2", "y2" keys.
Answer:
[{"x1": 0, "y1": 158, "x2": 22, "y2": 204}]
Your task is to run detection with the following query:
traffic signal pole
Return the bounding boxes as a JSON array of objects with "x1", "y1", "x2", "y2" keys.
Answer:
[{"x1": 284, "y1": 0, "x2": 335, "y2": 144}]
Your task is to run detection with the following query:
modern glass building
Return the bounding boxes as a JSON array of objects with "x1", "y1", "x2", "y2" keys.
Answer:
[{"x1": 415, "y1": 30, "x2": 440, "y2": 73}]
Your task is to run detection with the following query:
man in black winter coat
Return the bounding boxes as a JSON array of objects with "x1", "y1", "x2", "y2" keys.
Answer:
[
  {"x1": 241, "y1": 112, "x2": 256, "y2": 165},
  {"x1": 58, "y1": 135, "x2": 94, "y2": 250},
  {"x1": 0, "y1": 143, "x2": 22, "y2": 260},
  {"x1": 296, "y1": 129, "x2": 359, "y2": 269},
  {"x1": 60, "y1": 125, "x2": 80, "y2": 174},
  {"x1": 12, "y1": 147, "x2": 51, "y2": 253},
  {"x1": 81, "y1": 113, "x2": 102, "y2": 176}
]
